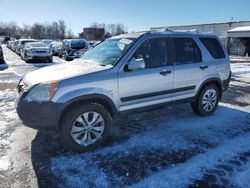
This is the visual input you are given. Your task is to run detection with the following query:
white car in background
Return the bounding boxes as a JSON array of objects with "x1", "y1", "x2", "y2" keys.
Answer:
[
  {"x1": 21, "y1": 42, "x2": 53, "y2": 63},
  {"x1": 16, "y1": 39, "x2": 38, "y2": 55},
  {"x1": 40, "y1": 39, "x2": 53, "y2": 46},
  {"x1": 0, "y1": 36, "x2": 5, "y2": 44},
  {"x1": 50, "y1": 41, "x2": 62, "y2": 56}
]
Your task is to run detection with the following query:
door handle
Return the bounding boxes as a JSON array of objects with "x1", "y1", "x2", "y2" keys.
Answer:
[
  {"x1": 160, "y1": 70, "x2": 172, "y2": 76},
  {"x1": 199, "y1": 65, "x2": 209, "y2": 70}
]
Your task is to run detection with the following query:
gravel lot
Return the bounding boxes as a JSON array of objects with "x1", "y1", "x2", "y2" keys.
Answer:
[{"x1": 0, "y1": 45, "x2": 250, "y2": 188}]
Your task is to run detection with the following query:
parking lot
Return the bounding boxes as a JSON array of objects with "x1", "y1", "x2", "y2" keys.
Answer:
[{"x1": 0, "y1": 44, "x2": 250, "y2": 187}]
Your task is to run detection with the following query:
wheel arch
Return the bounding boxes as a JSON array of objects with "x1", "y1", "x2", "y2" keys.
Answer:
[
  {"x1": 58, "y1": 94, "x2": 118, "y2": 130},
  {"x1": 196, "y1": 78, "x2": 222, "y2": 100}
]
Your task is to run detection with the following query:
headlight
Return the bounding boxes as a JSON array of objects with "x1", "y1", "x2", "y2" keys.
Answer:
[{"x1": 25, "y1": 81, "x2": 59, "y2": 102}]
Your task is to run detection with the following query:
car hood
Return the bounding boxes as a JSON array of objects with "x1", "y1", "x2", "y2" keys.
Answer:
[{"x1": 22, "y1": 60, "x2": 112, "y2": 87}]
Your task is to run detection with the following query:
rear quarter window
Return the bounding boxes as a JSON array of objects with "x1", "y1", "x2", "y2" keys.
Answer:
[{"x1": 200, "y1": 38, "x2": 225, "y2": 59}]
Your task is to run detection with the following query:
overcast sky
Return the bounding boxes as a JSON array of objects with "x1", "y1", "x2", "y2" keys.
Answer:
[{"x1": 1, "y1": 0, "x2": 250, "y2": 34}]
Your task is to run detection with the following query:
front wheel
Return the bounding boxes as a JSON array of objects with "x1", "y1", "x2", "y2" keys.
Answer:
[
  {"x1": 191, "y1": 84, "x2": 219, "y2": 116},
  {"x1": 60, "y1": 103, "x2": 112, "y2": 152}
]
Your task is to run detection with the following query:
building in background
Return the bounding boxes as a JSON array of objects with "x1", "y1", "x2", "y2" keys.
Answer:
[
  {"x1": 151, "y1": 21, "x2": 250, "y2": 56},
  {"x1": 227, "y1": 26, "x2": 250, "y2": 56}
]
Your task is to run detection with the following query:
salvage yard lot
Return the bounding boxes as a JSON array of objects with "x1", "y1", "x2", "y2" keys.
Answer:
[{"x1": 0, "y1": 45, "x2": 250, "y2": 187}]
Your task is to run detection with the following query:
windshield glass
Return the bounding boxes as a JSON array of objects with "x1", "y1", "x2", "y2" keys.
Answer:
[
  {"x1": 21, "y1": 40, "x2": 36, "y2": 45},
  {"x1": 28, "y1": 43, "x2": 47, "y2": 48},
  {"x1": 81, "y1": 38, "x2": 135, "y2": 65},
  {"x1": 71, "y1": 40, "x2": 86, "y2": 48}
]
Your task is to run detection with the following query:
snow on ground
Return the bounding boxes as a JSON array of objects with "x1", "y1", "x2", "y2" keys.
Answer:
[
  {"x1": 0, "y1": 89, "x2": 15, "y2": 100},
  {"x1": 231, "y1": 62, "x2": 250, "y2": 76},
  {"x1": 0, "y1": 44, "x2": 66, "y2": 80},
  {"x1": 230, "y1": 55, "x2": 250, "y2": 63},
  {"x1": 51, "y1": 103, "x2": 250, "y2": 187}
]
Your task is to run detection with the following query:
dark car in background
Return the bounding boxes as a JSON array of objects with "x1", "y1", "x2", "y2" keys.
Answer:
[
  {"x1": 0, "y1": 45, "x2": 4, "y2": 63},
  {"x1": 0, "y1": 45, "x2": 8, "y2": 70},
  {"x1": 59, "y1": 39, "x2": 90, "y2": 61}
]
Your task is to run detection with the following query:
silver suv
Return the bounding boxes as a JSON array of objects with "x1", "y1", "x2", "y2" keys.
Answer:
[{"x1": 16, "y1": 30, "x2": 231, "y2": 151}]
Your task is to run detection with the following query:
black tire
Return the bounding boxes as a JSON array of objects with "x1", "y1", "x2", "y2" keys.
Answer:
[
  {"x1": 60, "y1": 103, "x2": 112, "y2": 152},
  {"x1": 24, "y1": 54, "x2": 30, "y2": 63},
  {"x1": 191, "y1": 84, "x2": 219, "y2": 116}
]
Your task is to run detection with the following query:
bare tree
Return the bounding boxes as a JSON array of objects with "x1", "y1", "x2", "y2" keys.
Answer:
[
  {"x1": 51, "y1": 21, "x2": 60, "y2": 39},
  {"x1": 90, "y1": 22, "x2": 128, "y2": 36},
  {"x1": 58, "y1": 20, "x2": 66, "y2": 39},
  {"x1": 30, "y1": 23, "x2": 44, "y2": 39}
]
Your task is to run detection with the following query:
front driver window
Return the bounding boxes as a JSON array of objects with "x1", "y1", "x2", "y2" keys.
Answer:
[{"x1": 132, "y1": 38, "x2": 168, "y2": 68}]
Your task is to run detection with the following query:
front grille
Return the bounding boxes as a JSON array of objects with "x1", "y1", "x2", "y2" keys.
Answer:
[
  {"x1": 17, "y1": 82, "x2": 27, "y2": 94},
  {"x1": 36, "y1": 51, "x2": 46, "y2": 53}
]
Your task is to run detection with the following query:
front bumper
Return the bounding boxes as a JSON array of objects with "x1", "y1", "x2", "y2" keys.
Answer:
[
  {"x1": 27, "y1": 52, "x2": 53, "y2": 61},
  {"x1": 27, "y1": 55, "x2": 52, "y2": 61},
  {"x1": 16, "y1": 93, "x2": 65, "y2": 132}
]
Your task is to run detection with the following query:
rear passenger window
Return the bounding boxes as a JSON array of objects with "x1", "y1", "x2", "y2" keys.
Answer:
[
  {"x1": 172, "y1": 38, "x2": 201, "y2": 64},
  {"x1": 200, "y1": 38, "x2": 225, "y2": 59}
]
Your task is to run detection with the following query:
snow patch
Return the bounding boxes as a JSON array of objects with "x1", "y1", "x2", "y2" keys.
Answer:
[
  {"x1": 51, "y1": 103, "x2": 250, "y2": 187},
  {"x1": 231, "y1": 62, "x2": 250, "y2": 76},
  {"x1": 0, "y1": 89, "x2": 16, "y2": 101},
  {"x1": 133, "y1": 133, "x2": 250, "y2": 188}
]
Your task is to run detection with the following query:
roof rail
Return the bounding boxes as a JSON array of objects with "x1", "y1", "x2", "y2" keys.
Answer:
[
  {"x1": 159, "y1": 27, "x2": 174, "y2": 32},
  {"x1": 152, "y1": 27, "x2": 202, "y2": 33},
  {"x1": 174, "y1": 29, "x2": 200, "y2": 33}
]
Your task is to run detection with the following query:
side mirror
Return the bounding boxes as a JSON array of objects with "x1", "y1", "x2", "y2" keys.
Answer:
[{"x1": 128, "y1": 58, "x2": 145, "y2": 71}]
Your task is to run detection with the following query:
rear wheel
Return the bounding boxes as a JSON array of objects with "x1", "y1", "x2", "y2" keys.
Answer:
[
  {"x1": 60, "y1": 103, "x2": 112, "y2": 152},
  {"x1": 191, "y1": 84, "x2": 219, "y2": 116}
]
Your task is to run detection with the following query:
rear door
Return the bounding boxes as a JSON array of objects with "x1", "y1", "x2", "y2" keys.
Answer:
[{"x1": 170, "y1": 37, "x2": 204, "y2": 101}]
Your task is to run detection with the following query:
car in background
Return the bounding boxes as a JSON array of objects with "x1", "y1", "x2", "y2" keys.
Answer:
[
  {"x1": 89, "y1": 40, "x2": 101, "y2": 48},
  {"x1": 9, "y1": 40, "x2": 16, "y2": 51},
  {"x1": 21, "y1": 42, "x2": 53, "y2": 63},
  {"x1": 6, "y1": 40, "x2": 13, "y2": 49},
  {"x1": 0, "y1": 45, "x2": 4, "y2": 63},
  {"x1": 0, "y1": 45, "x2": 8, "y2": 70},
  {"x1": 60, "y1": 39, "x2": 90, "y2": 61},
  {"x1": 12, "y1": 40, "x2": 19, "y2": 52},
  {"x1": 50, "y1": 41, "x2": 62, "y2": 56},
  {"x1": 40, "y1": 39, "x2": 53, "y2": 47},
  {"x1": 16, "y1": 39, "x2": 38, "y2": 55},
  {"x1": 0, "y1": 36, "x2": 4, "y2": 44}
]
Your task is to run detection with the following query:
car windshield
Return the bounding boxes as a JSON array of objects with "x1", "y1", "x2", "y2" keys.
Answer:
[
  {"x1": 21, "y1": 40, "x2": 36, "y2": 45},
  {"x1": 71, "y1": 40, "x2": 86, "y2": 48},
  {"x1": 28, "y1": 43, "x2": 47, "y2": 48},
  {"x1": 81, "y1": 38, "x2": 135, "y2": 66}
]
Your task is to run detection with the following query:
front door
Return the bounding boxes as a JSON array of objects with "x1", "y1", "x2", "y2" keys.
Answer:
[{"x1": 118, "y1": 37, "x2": 174, "y2": 111}]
